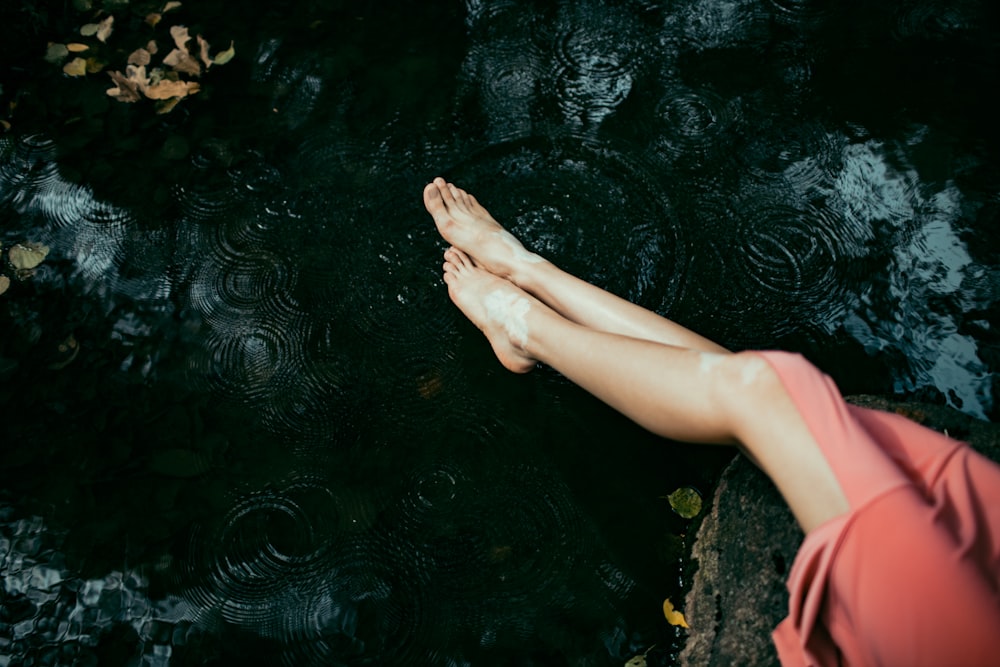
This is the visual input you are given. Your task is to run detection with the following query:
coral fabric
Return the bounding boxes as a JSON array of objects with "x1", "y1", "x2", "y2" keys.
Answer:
[{"x1": 758, "y1": 351, "x2": 1000, "y2": 667}]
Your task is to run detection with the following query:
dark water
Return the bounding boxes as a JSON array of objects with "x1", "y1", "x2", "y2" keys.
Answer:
[{"x1": 1, "y1": 0, "x2": 998, "y2": 665}]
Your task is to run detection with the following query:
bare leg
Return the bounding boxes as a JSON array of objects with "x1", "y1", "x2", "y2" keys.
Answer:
[
  {"x1": 442, "y1": 247, "x2": 848, "y2": 533},
  {"x1": 424, "y1": 177, "x2": 728, "y2": 354}
]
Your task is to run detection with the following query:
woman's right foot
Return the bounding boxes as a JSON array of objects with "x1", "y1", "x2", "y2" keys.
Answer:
[
  {"x1": 442, "y1": 247, "x2": 538, "y2": 374},
  {"x1": 423, "y1": 177, "x2": 546, "y2": 282}
]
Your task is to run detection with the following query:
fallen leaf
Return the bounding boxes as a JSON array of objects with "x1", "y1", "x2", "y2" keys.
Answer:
[
  {"x1": 164, "y1": 1, "x2": 182, "y2": 11},
  {"x1": 197, "y1": 34, "x2": 212, "y2": 68},
  {"x1": 8, "y1": 242, "x2": 49, "y2": 270},
  {"x1": 0, "y1": 275, "x2": 9, "y2": 296},
  {"x1": 155, "y1": 97, "x2": 183, "y2": 114},
  {"x1": 663, "y1": 598, "x2": 689, "y2": 628},
  {"x1": 85, "y1": 57, "x2": 106, "y2": 74},
  {"x1": 164, "y1": 48, "x2": 200, "y2": 76},
  {"x1": 44, "y1": 43, "x2": 70, "y2": 63},
  {"x1": 96, "y1": 15, "x2": 114, "y2": 43},
  {"x1": 144, "y1": 78, "x2": 200, "y2": 100},
  {"x1": 0, "y1": 120, "x2": 10, "y2": 132},
  {"x1": 48, "y1": 334, "x2": 80, "y2": 370},
  {"x1": 213, "y1": 41, "x2": 236, "y2": 65},
  {"x1": 106, "y1": 69, "x2": 143, "y2": 102},
  {"x1": 66, "y1": 43, "x2": 89, "y2": 53},
  {"x1": 80, "y1": 23, "x2": 100, "y2": 37},
  {"x1": 665, "y1": 486, "x2": 703, "y2": 519},
  {"x1": 624, "y1": 657, "x2": 646, "y2": 667},
  {"x1": 127, "y1": 47, "x2": 152, "y2": 66},
  {"x1": 169, "y1": 24, "x2": 191, "y2": 51},
  {"x1": 63, "y1": 57, "x2": 88, "y2": 77},
  {"x1": 145, "y1": 12, "x2": 162, "y2": 27},
  {"x1": 147, "y1": 39, "x2": 159, "y2": 55}
]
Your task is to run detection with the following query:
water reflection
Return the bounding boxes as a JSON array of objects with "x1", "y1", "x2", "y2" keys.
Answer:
[{"x1": 2, "y1": 0, "x2": 999, "y2": 664}]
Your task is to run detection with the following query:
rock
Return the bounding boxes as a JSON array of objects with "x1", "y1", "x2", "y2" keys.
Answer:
[{"x1": 678, "y1": 396, "x2": 1000, "y2": 667}]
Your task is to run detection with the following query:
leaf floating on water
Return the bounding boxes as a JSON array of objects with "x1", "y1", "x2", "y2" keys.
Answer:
[
  {"x1": 163, "y1": 25, "x2": 201, "y2": 76},
  {"x1": 163, "y1": 1, "x2": 182, "y2": 11},
  {"x1": 96, "y1": 16, "x2": 115, "y2": 43},
  {"x1": 0, "y1": 275, "x2": 10, "y2": 296},
  {"x1": 663, "y1": 598, "x2": 689, "y2": 628},
  {"x1": 8, "y1": 242, "x2": 49, "y2": 270},
  {"x1": 666, "y1": 486, "x2": 702, "y2": 519},
  {"x1": 85, "y1": 57, "x2": 106, "y2": 74},
  {"x1": 106, "y1": 69, "x2": 142, "y2": 102},
  {"x1": 80, "y1": 23, "x2": 100, "y2": 37},
  {"x1": 127, "y1": 47, "x2": 152, "y2": 66},
  {"x1": 144, "y1": 77, "x2": 200, "y2": 100},
  {"x1": 48, "y1": 334, "x2": 80, "y2": 370},
  {"x1": 63, "y1": 57, "x2": 88, "y2": 77},
  {"x1": 213, "y1": 41, "x2": 236, "y2": 65},
  {"x1": 66, "y1": 43, "x2": 90, "y2": 53},
  {"x1": 44, "y1": 43, "x2": 70, "y2": 63},
  {"x1": 624, "y1": 656, "x2": 646, "y2": 667}
]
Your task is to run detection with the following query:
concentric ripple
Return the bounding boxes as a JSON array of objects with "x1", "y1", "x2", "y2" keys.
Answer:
[
  {"x1": 449, "y1": 136, "x2": 686, "y2": 313},
  {"x1": 548, "y1": 22, "x2": 640, "y2": 126},
  {"x1": 890, "y1": 0, "x2": 979, "y2": 42},
  {"x1": 651, "y1": 86, "x2": 744, "y2": 167}
]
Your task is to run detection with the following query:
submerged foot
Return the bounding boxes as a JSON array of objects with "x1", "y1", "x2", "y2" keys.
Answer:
[
  {"x1": 424, "y1": 177, "x2": 545, "y2": 281},
  {"x1": 442, "y1": 247, "x2": 538, "y2": 373}
]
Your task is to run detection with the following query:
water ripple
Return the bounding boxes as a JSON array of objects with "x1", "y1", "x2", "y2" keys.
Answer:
[{"x1": 650, "y1": 85, "x2": 744, "y2": 167}]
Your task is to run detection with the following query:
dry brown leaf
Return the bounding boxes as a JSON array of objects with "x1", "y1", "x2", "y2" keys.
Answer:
[
  {"x1": 197, "y1": 35, "x2": 212, "y2": 68},
  {"x1": 85, "y1": 57, "x2": 105, "y2": 74},
  {"x1": 147, "y1": 39, "x2": 159, "y2": 55},
  {"x1": 127, "y1": 48, "x2": 152, "y2": 66},
  {"x1": 163, "y1": 48, "x2": 201, "y2": 76},
  {"x1": 0, "y1": 275, "x2": 10, "y2": 296},
  {"x1": 143, "y1": 79, "x2": 200, "y2": 100},
  {"x1": 164, "y1": 1, "x2": 182, "y2": 11},
  {"x1": 106, "y1": 69, "x2": 143, "y2": 102},
  {"x1": 155, "y1": 97, "x2": 183, "y2": 114},
  {"x1": 170, "y1": 25, "x2": 191, "y2": 51},
  {"x1": 96, "y1": 15, "x2": 114, "y2": 43},
  {"x1": 145, "y1": 12, "x2": 162, "y2": 27},
  {"x1": 63, "y1": 57, "x2": 87, "y2": 77},
  {"x1": 66, "y1": 43, "x2": 89, "y2": 53}
]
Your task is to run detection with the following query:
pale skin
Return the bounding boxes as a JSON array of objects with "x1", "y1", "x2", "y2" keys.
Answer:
[{"x1": 423, "y1": 177, "x2": 849, "y2": 534}]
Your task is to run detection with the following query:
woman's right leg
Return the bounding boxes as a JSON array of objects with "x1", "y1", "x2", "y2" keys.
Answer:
[
  {"x1": 424, "y1": 178, "x2": 729, "y2": 354},
  {"x1": 440, "y1": 247, "x2": 849, "y2": 533}
]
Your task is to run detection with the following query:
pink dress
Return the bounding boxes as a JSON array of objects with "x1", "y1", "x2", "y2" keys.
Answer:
[{"x1": 757, "y1": 352, "x2": 1000, "y2": 667}]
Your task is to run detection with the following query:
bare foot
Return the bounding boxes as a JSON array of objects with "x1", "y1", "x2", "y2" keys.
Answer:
[
  {"x1": 424, "y1": 177, "x2": 545, "y2": 281},
  {"x1": 442, "y1": 247, "x2": 538, "y2": 373}
]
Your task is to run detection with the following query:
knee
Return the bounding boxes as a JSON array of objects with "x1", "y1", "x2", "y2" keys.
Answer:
[{"x1": 709, "y1": 351, "x2": 787, "y2": 424}]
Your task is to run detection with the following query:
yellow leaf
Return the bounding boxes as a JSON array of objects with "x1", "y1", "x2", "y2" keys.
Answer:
[
  {"x1": 213, "y1": 41, "x2": 236, "y2": 65},
  {"x1": 63, "y1": 57, "x2": 88, "y2": 77},
  {"x1": 8, "y1": 242, "x2": 49, "y2": 270},
  {"x1": 0, "y1": 275, "x2": 10, "y2": 296},
  {"x1": 145, "y1": 12, "x2": 162, "y2": 27},
  {"x1": 666, "y1": 486, "x2": 703, "y2": 519},
  {"x1": 66, "y1": 43, "x2": 89, "y2": 53},
  {"x1": 85, "y1": 57, "x2": 106, "y2": 74},
  {"x1": 80, "y1": 23, "x2": 100, "y2": 37},
  {"x1": 663, "y1": 598, "x2": 689, "y2": 628}
]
